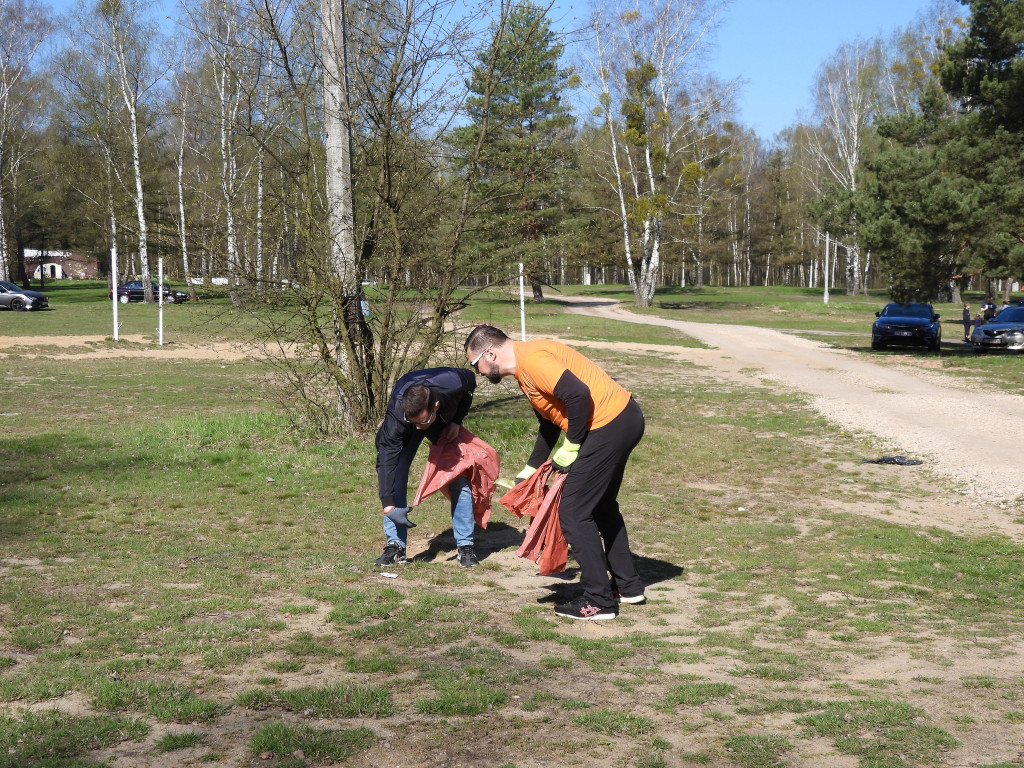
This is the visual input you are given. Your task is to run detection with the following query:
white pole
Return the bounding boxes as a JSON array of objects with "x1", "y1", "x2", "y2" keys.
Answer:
[
  {"x1": 158, "y1": 257, "x2": 164, "y2": 345},
  {"x1": 823, "y1": 232, "x2": 831, "y2": 305},
  {"x1": 518, "y1": 262, "x2": 526, "y2": 341},
  {"x1": 111, "y1": 249, "x2": 119, "y2": 341}
]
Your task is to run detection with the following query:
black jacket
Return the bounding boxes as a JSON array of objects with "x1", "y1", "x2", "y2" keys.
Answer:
[{"x1": 374, "y1": 367, "x2": 476, "y2": 507}]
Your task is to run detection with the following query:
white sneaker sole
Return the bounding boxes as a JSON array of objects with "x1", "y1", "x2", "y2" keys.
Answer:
[
  {"x1": 616, "y1": 594, "x2": 646, "y2": 604},
  {"x1": 555, "y1": 610, "x2": 618, "y2": 621}
]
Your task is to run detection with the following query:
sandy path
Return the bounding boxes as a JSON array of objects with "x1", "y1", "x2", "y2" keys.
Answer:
[
  {"x1": 557, "y1": 296, "x2": 1024, "y2": 508},
  {"x1": 0, "y1": 334, "x2": 245, "y2": 360}
]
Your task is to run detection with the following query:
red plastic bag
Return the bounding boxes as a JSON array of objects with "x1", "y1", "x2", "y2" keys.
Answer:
[
  {"x1": 413, "y1": 426, "x2": 499, "y2": 529},
  {"x1": 499, "y1": 462, "x2": 554, "y2": 519},
  {"x1": 500, "y1": 461, "x2": 569, "y2": 575}
]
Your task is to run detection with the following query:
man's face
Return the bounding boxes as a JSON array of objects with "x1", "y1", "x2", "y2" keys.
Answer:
[
  {"x1": 469, "y1": 344, "x2": 503, "y2": 384},
  {"x1": 407, "y1": 402, "x2": 439, "y2": 430}
]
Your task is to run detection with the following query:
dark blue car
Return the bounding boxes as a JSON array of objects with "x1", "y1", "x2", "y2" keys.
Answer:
[{"x1": 871, "y1": 302, "x2": 941, "y2": 351}]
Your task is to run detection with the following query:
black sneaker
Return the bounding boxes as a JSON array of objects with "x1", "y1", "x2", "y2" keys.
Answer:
[
  {"x1": 457, "y1": 545, "x2": 478, "y2": 568},
  {"x1": 374, "y1": 542, "x2": 407, "y2": 566},
  {"x1": 554, "y1": 597, "x2": 617, "y2": 621}
]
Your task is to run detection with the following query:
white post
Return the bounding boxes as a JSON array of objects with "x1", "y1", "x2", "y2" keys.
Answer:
[
  {"x1": 518, "y1": 261, "x2": 526, "y2": 341},
  {"x1": 823, "y1": 232, "x2": 831, "y2": 305},
  {"x1": 158, "y1": 257, "x2": 164, "y2": 345},
  {"x1": 111, "y1": 249, "x2": 119, "y2": 341}
]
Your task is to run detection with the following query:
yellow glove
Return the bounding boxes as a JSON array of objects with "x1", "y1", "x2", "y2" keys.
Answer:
[
  {"x1": 550, "y1": 439, "x2": 580, "y2": 472},
  {"x1": 514, "y1": 464, "x2": 537, "y2": 485}
]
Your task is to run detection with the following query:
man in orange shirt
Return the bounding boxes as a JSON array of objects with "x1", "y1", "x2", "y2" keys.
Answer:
[{"x1": 465, "y1": 325, "x2": 646, "y2": 620}]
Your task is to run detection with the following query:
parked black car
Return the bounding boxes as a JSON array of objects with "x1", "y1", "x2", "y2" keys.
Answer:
[
  {"x1": 0, "y1": 280, "x2": 49, "y2": 311},
  {"x1": 109, "y1": 280, "x2": 190, "y2": 304},
  {"x1": 871, "y1": 302, "x2": 941, "y2": 351},
  {"x1": 970, "y1": 304, "x2": 1024, "y2": 352}
]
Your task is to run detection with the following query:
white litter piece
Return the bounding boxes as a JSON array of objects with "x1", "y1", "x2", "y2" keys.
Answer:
[{"x1": 380, "y1": 572, "x2": 399, "y2": 579}]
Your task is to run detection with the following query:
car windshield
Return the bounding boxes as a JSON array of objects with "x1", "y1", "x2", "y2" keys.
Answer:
[
  {"x1": 880, "y1": 303, "x2": 932, "y2": 319},
  {"x1": 0, "y1": 281, "x2": 19, "y2": 291},
  {"x1": 993, "y1": 307, "x2": 1024, "y2": 323}
]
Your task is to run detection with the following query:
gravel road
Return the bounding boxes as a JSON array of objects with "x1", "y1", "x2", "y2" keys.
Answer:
[{"x1": 560, "y1": 297, "x2": 1024, "y2": 506}]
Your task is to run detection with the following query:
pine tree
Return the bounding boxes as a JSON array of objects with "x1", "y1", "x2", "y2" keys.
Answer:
[
  {"x1": 453, "y1": 1, "x2": 575, "y2": 300},
  {"x1": 853, "y1": 1, "x2": 1024, "y2": 302}
]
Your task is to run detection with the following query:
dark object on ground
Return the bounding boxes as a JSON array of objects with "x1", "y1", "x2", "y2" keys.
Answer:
[
  {"x1": 970, "y1": 306, "x2": 1024, "y2": 352},
  {"x1": 862, "y1": 456, "x2": 923, "y2": 465},
  {"x1": 871, "y1": 302, "x2": 941, "y2": 351}
]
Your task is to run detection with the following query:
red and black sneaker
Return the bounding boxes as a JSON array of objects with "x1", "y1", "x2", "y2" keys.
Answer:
[{"x1": 554, "y1": 597, "x2": 617, "y2": 621}]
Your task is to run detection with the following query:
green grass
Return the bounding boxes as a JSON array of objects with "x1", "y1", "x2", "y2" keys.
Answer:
[
  {"x1": 155, "y1": 731, "x2": 206, "y2": 752},
  {"x1": 249, "y1": 722, "x2": 376, "y2": 764},
  {"x1": 0, "y1": 710, "x2": 149, "y2": 767},
  {"x1": 0, "y1": 282, "x2": 1021, "y2": 766}
]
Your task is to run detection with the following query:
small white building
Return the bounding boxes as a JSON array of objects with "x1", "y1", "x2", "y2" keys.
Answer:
[{"x1": 25, "y1": 249, "x2": 100, "y2": 279}]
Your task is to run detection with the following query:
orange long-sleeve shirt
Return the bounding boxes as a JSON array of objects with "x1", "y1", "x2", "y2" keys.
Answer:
[{"x1": 513, "y1": 339, "x2": 631, "y2": 434}]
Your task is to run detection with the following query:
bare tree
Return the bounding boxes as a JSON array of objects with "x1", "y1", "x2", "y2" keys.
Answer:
[
  {"x1": 186, "y1": 0, "x2": 264, "y2": 305},
  {"x1": 0, "y1": 0, "x2": 51, "y2": 283},
  {"x1": 807, "y1": 40, "x2": 881, "y2": 295},
  {"x1": 71, "y1": 0, "x2": 167, "y2": 302},
  {"x1": 580, "y1": 0, "x2": 728, "y2": 307}
]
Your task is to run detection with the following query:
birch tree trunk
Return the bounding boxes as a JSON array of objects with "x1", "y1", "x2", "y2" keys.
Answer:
[
  {"x1": 175, "y1": 111, "x2": 197, "y2": 301},
  {"x1": 89, "y1": 0, "x2": 163, "y2": 303},
  {"x1": 583, "y1": 0, "x2": 727, "y2": 308},
  {"x1": 0, "y1": 0, "x2": 50, "y2": 283},
  {"x1": 321, "y1": 0, "x2": 363, "y2": 428}
]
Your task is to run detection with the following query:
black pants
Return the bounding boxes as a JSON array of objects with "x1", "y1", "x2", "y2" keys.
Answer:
[{"x1": 559, "y1": 398, "x2": 645, "y2": 607}]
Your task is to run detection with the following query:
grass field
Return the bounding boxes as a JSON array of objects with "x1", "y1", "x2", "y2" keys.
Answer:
[{"x1": 1, "y1": 283, "x2": 1023, "y2": 767}]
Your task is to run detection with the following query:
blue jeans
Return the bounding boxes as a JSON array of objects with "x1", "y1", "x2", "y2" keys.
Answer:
[{"x1": 383, "y1": 475, "x2": 475, "y2": 547}]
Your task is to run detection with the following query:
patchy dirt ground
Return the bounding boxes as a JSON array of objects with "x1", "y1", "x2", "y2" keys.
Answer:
[
  {"x1": 5, "y1": 308, "x2": 1024, "y2": 767},
  {"x1": 556, "y1": 296, "x2": 1024, "y2": 534}
]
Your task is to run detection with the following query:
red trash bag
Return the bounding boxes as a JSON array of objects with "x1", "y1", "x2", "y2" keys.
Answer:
[
  {"x1": 500, "y1": 461, "x2": 569, "y2": 575},
  {"x1": 499, "y1": 461, "x2": 555, "y2": 519},
  {"x1": 413, "y1": 426, "x2": 499, "y2": 529}
]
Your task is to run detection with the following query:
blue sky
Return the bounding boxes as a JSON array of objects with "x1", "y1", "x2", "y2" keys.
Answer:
[
  {"x1": 707, "y1": 0, "x2": 937, "y2": 137},
  {"x1": 551, "y1": 0, "x2": 940, "y2": 138}
]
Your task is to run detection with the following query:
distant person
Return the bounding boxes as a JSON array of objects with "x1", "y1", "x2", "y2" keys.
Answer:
[
  {"x1": 464, "y1": 324, "x2": 646, "y2": 621},
  {"x1": 374, "y1": 368, "x2": 480, "y2": 568},
  {"x1": 962, "y1": 302, "x2": 972, "y2": 342},
  {"x1": 974, "y1": 311, "x2": 985, "y2": 333},
  {"x1": 982, "y1": 296, "x2": 997, "y2": 320}
]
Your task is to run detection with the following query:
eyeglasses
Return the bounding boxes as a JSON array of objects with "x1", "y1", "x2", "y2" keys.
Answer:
[
  {"x1": 405, "y1": 405, "x2": 437, "y2": 426},
  {"x1": 469, "y1": 344, "x2": 493, "y2": 372}
]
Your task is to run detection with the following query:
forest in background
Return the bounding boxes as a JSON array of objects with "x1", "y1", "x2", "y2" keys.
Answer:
[{"x1": 3, "y1": 0, "x2": 1023, "y2": 431}]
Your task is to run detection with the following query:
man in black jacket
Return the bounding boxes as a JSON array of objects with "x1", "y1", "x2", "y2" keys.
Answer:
[{"x1": 374, "y1": 367, "x2": 479, "y2": 567}]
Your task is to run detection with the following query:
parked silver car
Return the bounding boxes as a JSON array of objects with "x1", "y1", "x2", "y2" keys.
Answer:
[
  {"x1": 0, "y1": 280, "x2": 49, "y2": 311},
  {"x1": 971, "y1": 304, "x2": 1024, "y2": 351}
]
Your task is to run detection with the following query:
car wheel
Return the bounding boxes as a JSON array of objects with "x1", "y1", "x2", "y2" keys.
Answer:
[
  {"x1": 165, "y1": 295, "x2": 174, "y2": 304},
  {"x1": 119, "y1": 294, "x2": 129, "y2": 304},
  {"x1": 871, "y1": 340, "x2": 885, "y2": 350},
  {"x1": 10, "y1": 297, "x2": 25, "y2": 311}
]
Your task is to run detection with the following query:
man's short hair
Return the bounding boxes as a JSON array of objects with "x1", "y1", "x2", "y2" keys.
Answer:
[
  {"x1": 465, "y1": 324, "x2": 509, "y2": 355},
  {"x1": 401, "y1": 385, "x2": 432, "y2": 418}
]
